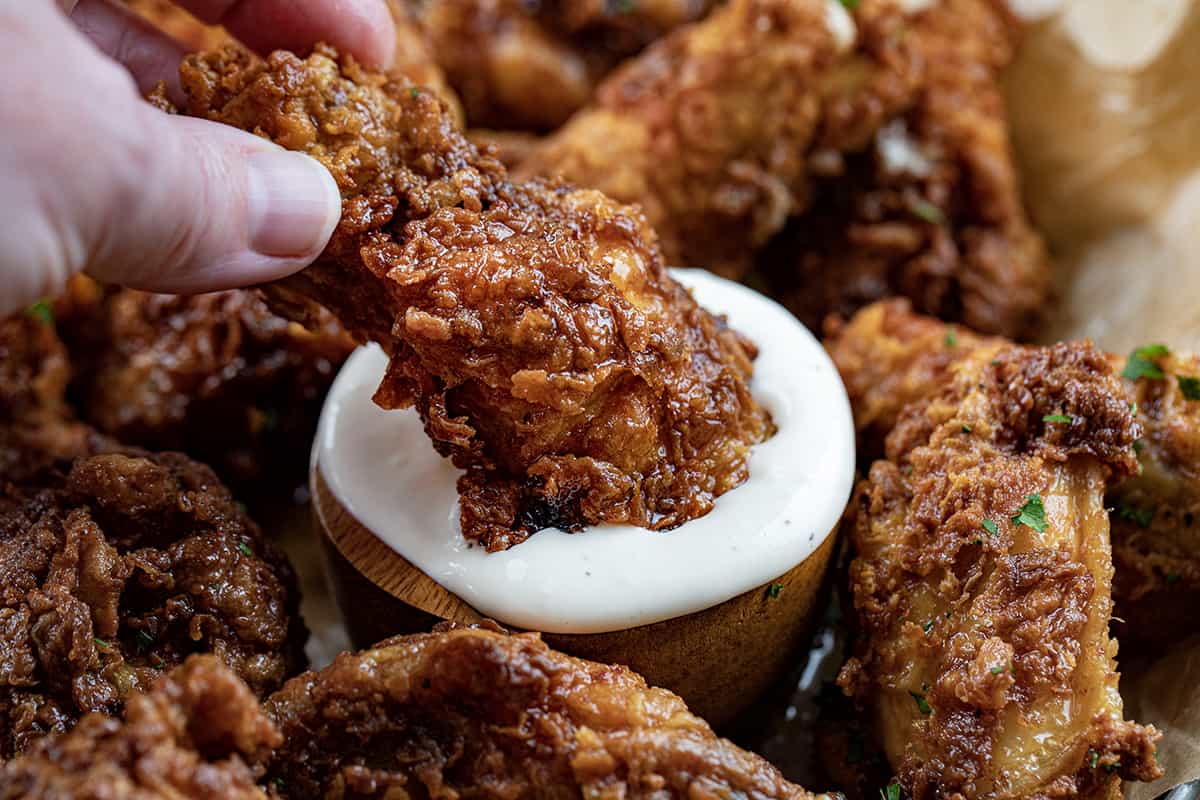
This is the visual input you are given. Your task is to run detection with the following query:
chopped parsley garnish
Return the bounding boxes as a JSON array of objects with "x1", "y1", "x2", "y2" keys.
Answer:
[
  {"x1": 135, "y1": 630, "x2": 155, "y2": 651},
  {"x1": 982, "y1": 519, "x2": 999, "y2": 536},
  {"x1": 911, "y1": 199, "x2": 945, "y2": 224},
  {"x1": 1178, "y1": 376, "x2": 1200, "y2": 400},
  {"x1": 25, "y1": 299, "x2": 53, "y2": 325},
  {"x1": 990, "y1": 665, "x2": 1005, "y2": 675},
  {"x1": 1115, "y1": 503, "x2": 1154, "y2": 529},
  {"x1": 923, "y1": 618, "x2": 934, "y2": 634},
  {"x1": 766, "y1": 582, "x2": 784, "y2": 599},
  {"x1": 944, "y1": 329, "x2": 958, "y2": 348},
  {"x1": 909, "y1": 689, "x2": 932, "y2": 716},
  {"x1": 1104, "y1": 760, "x2": 1121, "y2": 773},
  {"x1": 1123, "y1": 344, "x2": 1169, "y2": 381},
  {"x1": 1042, "y1": 414, "x2": 1073, "y2": 424},
  {"x1": 1089, "y1": 750, "x2": 1100, "y2": 769},
  {"x1": 237, "y1": 541, "x2": 253, "y2": 557},
  {"x1": 970, "y1": 538, "x2": 983, "y2": 545},
  {"x1": 1011, "y1": 494, "x2": 1047, "y2": 533},
  {"x1": 408, "y1": 87, "x2": 421, "y2": 98},
  {"x1": 94, "y1": 638, "x2": 108, "y2": 648},
  {"x1": 961, "y1": 423, "x2": 972, "y2": 433},
  {"x1": 839, "y1": 0, "x2": 861, "y2": 9},
  {"x1": 1130, "y1": 401, "x2": 1139, "y2": 417},
  {"x1": 880, "y1": 782, "x2": 901, "y2": 800},
  {"x1": 1133, "y1": 440, "x2": 1145, "y2": 455},
  {"x1": 1167, "y1": 572, "x2": 1182, "y2": 584}
]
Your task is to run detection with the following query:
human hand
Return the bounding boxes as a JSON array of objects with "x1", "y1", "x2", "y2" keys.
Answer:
[{"x1": 0, "y1": 0, "x2": 397, "y2": 315}]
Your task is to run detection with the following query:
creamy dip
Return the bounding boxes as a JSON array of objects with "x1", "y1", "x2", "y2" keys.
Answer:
[{"x1": 314, "y1": 269, "x2": 856, "y2": 634}]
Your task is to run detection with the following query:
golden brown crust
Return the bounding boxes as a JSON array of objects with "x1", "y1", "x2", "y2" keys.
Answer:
[
  {"x1": 758, "y1": 0, "x2": 1049, "y2": 338},
  {"x1": 177, "y1": 44, "x2": 774, "y2": 551},
  {"x1": 839, "y1": 340, "x2": 1158, "y2": 800},
  {"x1": 0, "y1": 655, "x2": 279, "y2": 799},
  {"x1": 57, "y1": 281, "x2": 353, "y2": 494},
  {"x1": 264, "y1": 625, "x2": 816, "y2": 800}
]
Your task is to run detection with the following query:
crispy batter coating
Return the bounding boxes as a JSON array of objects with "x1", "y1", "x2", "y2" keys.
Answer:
[
  {"x1": 57, "y1": 280, "x2": 353, "y2": 494},
  {"x1": 264, "y1": 625, "x2": 818, "y2": 800},
  {"x1": 0, "y1": 655, "x2": 279, "y2": 799},
  {"x1": 838, "y1": 339, "x2": 1160, "y2": 800},
  {"x1": 177, "y1": 44, "x2": 774, "y2": 551},
  {"x1": 760, "y1": 0, "x2": 1049, "y2": 337},
  {"x1": 386, "y1": 0, "x2": 466, "y2": 125},
  {"x1": 0, "y1": 445, "x2": 306, "y2": 758},
  {"x1": 518, "y1": 0, "x2": 882, "y2": 279},
  {"x1": 826, "y1": 300, "x2": 1200, "y2": 650},
  {"x1": 416, "y1": 0, "x2": 713, "y2": 131}
]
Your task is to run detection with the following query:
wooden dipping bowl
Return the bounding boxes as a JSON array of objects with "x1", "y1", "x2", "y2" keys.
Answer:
[{"x1": 313, "y1": 465, "x2": 838, "y2": 726}]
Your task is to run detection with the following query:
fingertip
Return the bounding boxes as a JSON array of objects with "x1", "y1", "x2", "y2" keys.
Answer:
[{"x1": 245, "y1": 149, "x2": 341, "y2": 265}]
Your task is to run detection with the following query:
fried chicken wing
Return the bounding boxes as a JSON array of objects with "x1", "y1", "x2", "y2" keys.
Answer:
[
  {"x1": 839, "y1": 339, "x2": 1160, "y2": 800},
  {"x1": 827, "y1": 301, "x2": 1200, "y2": 650},
  {"x1": 0, "y1": 655, "x2": 278, "y2": 799},
  {"x1": 0, "y1": 445, "x2": 306, "y2": 757},
  {"x1": 264, "y1": 625, "x2": 819, "y2": 800},
  {"x1": 57, "y1": 281, "x2": 354, "y2": 495},
  {"x1": 176, "y1": 44, "x2": 773, "y2": 551},
  {"x1": 759, "y1": 0, "x2": 1049, "y2": 338},
  {"x1": 416, "y1": 0, "x2": 713, "y2": 131}
]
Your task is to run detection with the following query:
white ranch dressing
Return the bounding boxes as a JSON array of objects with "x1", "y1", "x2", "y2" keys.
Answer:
[{"x1": 314, "y1": 269, "x2": 856, "y2": 634}]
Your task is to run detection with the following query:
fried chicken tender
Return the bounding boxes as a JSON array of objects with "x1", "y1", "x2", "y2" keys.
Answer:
[
  {"x1": 57, "y1": 280, "x2": 353, "y2": 494},
  {"x1": 0, "y1": 655, "x2": 279, "y2": 799},
  {"x1": 417, "y1": 0, "x2": 714, "y2": 132},
  {"x1": 264, "y1": 625, "x2": 818, "y2": 800},
  {"x1": 760, "y1": 0, "x2": 1048, "y2": 338},
  {"x1": 827, "y1": 300, "x2": 1200, "y2": 650},
  {"x1": 0, "y1": 445, "x2": 306, "y2": 757},
  {"x1": 838, "y1": 338, "x2": 1160, "y2": 800},
  {"x1": 176, "y1": 44, "x2": 774, "y2": 551}
]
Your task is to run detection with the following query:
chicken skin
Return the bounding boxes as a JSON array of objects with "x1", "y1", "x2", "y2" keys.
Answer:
[
  {"x1": 838, "y1": 337, "x2": 1160, "y2": 800},
  {"x1": 57, "y1": 280, "x2": 354, "y2": 495},
  {"x1": 264, "y1": 625, "x2": 819, "y2": 800},
  {"x1": 827, "y1": 301, "x2": 1200, "y2": 649},
  {"x1": 175, "y1": 44, "x2": 774, "y2": 551},
  {"x1": 0, "y1": 656, "x2": 278, "y2": 799},
  {"x1": 416, "y1": 0, "x2": 714, "y2": 131}
]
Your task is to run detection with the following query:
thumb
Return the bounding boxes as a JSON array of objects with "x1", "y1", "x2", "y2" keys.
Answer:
[{"x1": 83, "y1": 108, "x2": 341, "y2": 294}]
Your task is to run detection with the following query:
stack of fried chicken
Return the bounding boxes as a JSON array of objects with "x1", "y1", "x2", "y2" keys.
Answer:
[{"x1": 1, "y1": 0, "x2": 1195, "y2": 798}]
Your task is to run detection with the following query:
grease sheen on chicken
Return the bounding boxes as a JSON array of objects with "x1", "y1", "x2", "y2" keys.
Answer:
[
  {"x1": 263, "y1": 625, "x2": 820, "y2": 800},
  {"x1": 176, "y1": 44, "x2": 774, "y2": 551}
]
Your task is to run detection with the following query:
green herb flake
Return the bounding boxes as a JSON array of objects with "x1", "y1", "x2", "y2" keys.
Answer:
[
  {"x1": 961, "y1": 424, "x2": 972, "y2": 433},
  {"x1": 1178, "y1": 376, "x2": 1200, "y2": 401},
  {"x1": 766, "y1": 582, "x2": 784, "y2": 599},
  {"x1": 612, "y1": 0, "x2": 636, "y2": 11},
  {"x1": 1130, "y1": 402, "x2": 1139, "y2": 417},
  {"x1": 1042, "y1": 414, "x2": 1073, "y2": 424},
  {"x1": 922, "y1": 618, "x2": 934, "y2": 634},
  {"x1": 839, "y1": 0, "x2": 861, "y2": 9},
  {"x1": 1123, "y1": 344, "x2": 1169, "y2": 382},
  {"x1": 912, "y1": 200, "x2": 946, "y2": 225},
  {"x1": 237, "y1": 541, "x2": 253, "y2": 558},
  {"x1": 909, "y1": 690, "x2": 933, "y2": 716},
  {"x1": 94, "y1": 638, "x2": 108, "y2": 648},
  {"x1": 944, "y1": 329, "x2": 958, "y2": 348},
  {"x1": 1104, "y1": 759, "x2": 1122, "y2": 774},
  {"x1": 1167, "y1": 572, "x2": 1182, "y2": 584},
  {"x1": 982, "y1": 519, "x2": 999, "y2": 536},
  {"x1": 1115, "y1": 503, "x2": 1154, "y2": 529},
  {"x1": 1089, "y1": 750, "x2": 1100, "y2": 769},
  {"x1": 408, "y1": 87, "x2": 421, "y2": 98},
  {"x1": 989, "y1": 665, "x2": 1005, "y2": 675},
  {"x1": 1133, "y1": 439, "x2": 1145, "y2": 455},
  {"x1": 25, "y1": 300, "x2": 53, "y2": 325},
  {"x1": 1011, "y1": 494, "x2": 1047, "y2": 533},
  {"x1": 880, "y1": 782, "x2": 901, "y2": 800},
  {"x1": 135, "y1": 630, "x2": 155, "y2": 651},
  {"x1": 970, "y1": 538, "x2": 983, "y2": 545}
]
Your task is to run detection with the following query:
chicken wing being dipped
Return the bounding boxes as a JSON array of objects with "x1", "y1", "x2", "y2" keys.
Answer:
[
  {"x1": 826, "y1": 300, "x2": 1200, "y2": 650},
  {"x1": 0, "y1": 656, "x2": 279, "y2": 799},
  {"x1": 174, "y1": 44, "x2": 774, "y2": 552},
  {"x1": 264, "y1": 625, "x2": 820, "y2": 800},
  {"x1": 838, "y1": 338, "x2": 1161, "y2": 800}
]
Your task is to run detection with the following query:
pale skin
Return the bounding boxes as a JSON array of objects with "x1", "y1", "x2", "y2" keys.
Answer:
[{"x1": 0, "y1": 0, "x2": 398, "y2": 315}]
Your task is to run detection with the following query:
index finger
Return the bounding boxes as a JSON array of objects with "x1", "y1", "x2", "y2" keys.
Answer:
[{"x1": 176, "y1": 0, "x2": 396, "y2": 69}]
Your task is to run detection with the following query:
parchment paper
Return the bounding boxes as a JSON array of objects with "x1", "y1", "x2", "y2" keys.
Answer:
[{"x1": 278, "y1": 1, "x2": 1200, "y2": 795}]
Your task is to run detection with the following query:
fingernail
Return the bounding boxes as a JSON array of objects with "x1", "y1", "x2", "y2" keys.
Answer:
[{"x1": 246, "y1": 150, "x2": 340, "y2": 259}]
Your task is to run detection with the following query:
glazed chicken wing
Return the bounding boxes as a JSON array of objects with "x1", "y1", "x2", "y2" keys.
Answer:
[
  {"x1": 839, "y1": 339, "x2": 1160, "y2": 800},
  {"x1": 175, "y1": 44, "x2": 773, "y2": 551},
  {"x1": 827, "y1": 301, "x2": 1200, "y2": 650},
  {"x1": 0, "y1": 655, "x2": 278, "y2": 799},
  {"x1": 264, "y1": 625, "x2": 819, "y2": 800}
]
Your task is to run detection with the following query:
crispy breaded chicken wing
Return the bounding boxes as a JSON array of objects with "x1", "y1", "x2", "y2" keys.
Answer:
[
  {"x1": 264, "y1": 625, "x2": 819, "y2": 800},
  {"x1": 827, "y1": 301, "x2": 1200, "y2": 650},
  {"x1": 416, "y1": 0, "x2": 713, "y2": 131},
  {"x1": 0, "y1": 656, "x2": 278, "y2": 799},
  {"x1": 760, "y1": 0, "x2": 1048, "y2": 338},
  {"x1": 175, "y1": 44, "x2": 773, "y2": 551},
  {"x1": 57, "y1": 280, "x2": 353, "y2": 495},
  {"x1": 839, "y1": 338, "x2": 1160, "y2": 800}
]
